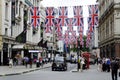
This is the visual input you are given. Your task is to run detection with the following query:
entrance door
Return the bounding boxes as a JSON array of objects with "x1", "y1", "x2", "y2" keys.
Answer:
[{"x1": 3, "y1": 43, "x2": 8, "y2": 65}]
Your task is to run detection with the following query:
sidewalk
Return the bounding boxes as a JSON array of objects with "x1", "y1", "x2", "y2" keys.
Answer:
[{"x1": 0, "y1": 63, "x2": 51, "y2": 76}]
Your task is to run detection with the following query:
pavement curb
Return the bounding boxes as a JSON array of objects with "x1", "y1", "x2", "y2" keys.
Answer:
[{"x1": 0, "y1": 66, "x2": 51, "y2": 77}]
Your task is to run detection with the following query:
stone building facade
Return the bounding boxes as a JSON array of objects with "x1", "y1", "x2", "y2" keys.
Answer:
[
  {"x1": 98, "y1": 0, "x2": 120, "y2": 58},
  {"x1": 0, "y1": 0, "x2": 46, "y2": 65}
]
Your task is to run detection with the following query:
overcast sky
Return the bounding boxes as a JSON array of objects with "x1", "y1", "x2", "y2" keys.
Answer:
[{"x1": 41, "y1": 0, "x2": 97, "y2": 35}]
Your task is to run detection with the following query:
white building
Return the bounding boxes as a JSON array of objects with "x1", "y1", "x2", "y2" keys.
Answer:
[{"x1": 0, "y1": 0, "x2": 46, "y2": 65}]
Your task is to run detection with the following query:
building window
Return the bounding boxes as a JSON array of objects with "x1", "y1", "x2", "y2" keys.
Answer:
[
  {"x1": 110, "y1": 17, "x2": 112, "y2": 35},
  {"x1": 106, "y1": 21, "x2": 109, "y2": 38},
  {"x1": 11, "y1": 1, "x2": 15, "y2": 25},
  {"x1": 5, "y1": 28, "x2": 8, "y2": 36},
  {"x1": 15, "y1": 0, "x2": 18, "y2": 14},
  {"x1": 5, "y1": 3, "x2": 8, "y2": 20}
]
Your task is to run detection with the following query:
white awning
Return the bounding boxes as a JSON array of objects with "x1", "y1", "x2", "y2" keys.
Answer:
[{"x1": 12, "y1": 44, "x2": 25, "y2": 49}]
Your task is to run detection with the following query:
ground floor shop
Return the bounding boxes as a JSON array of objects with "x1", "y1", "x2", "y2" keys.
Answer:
[
  {"x1": 0, "y1": 43, "x2": 47, "y2": 65},
  {"x1": 100, "y1": 42, "x2": 120, "y2": 58}
]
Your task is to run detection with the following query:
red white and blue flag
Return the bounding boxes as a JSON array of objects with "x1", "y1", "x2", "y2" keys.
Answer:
[
  {"x1": 66, "y1": 18, "x2": 74, "y2": 32},
  {"x1": 79, "y1": 32, "x2": 83, "y2": 45},
  {"x1": 77, "y1": 18, "x2": 84, "y2": 33},
  {"x1": 45, "y1": 26, "x2": 52, "y2": 33},
  {"x1": 88, "y1": 5, "x2": 98, "y2": 26},
  {"x1": 64, "y1": 30, "x2": 69, "y2": 46},
  {"x1": 54, "y1": 18, "x2": 62, "y2": 33},
  {"x1": 78, "y1": 26, "x2": 84, "y2": 33},
  {"x1": 30, "y1": 7, "x2": 40, "y2": 29},
  {"x1": 71, "y1": 31, "x2": 77, "y2": 43},
  {"x1": 86, "y1": 30, "x2": 91, "y2": 47},
  {"x1": 73, "y1": 6, "x2": 83, "y2": 26},
  {"x1": 58, "y1": 7, "x2": 68, "y2": 26},
  {"x1": 54, "y1": 18, "x2": 63, "y2": 40},
  {"x1": 87, "y1": 17, "x2": 93, "y2": 32},
  {"x1": 45, "y1": 7, "x2": 55, "y2": 27}
]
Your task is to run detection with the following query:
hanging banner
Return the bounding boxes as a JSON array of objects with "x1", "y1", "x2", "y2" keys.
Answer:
[{"x1": 30, "y1": 7, "x2": 40, "y2": 29}]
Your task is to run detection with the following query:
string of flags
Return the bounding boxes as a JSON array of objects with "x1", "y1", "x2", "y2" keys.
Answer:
[{"x1": 30, "y1": 5, "x2": 98, "y2": 48}]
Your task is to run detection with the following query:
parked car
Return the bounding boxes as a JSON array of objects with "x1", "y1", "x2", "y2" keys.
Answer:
[{"x1": 52, "y1": 56, "x2": 67, "y2": 71}]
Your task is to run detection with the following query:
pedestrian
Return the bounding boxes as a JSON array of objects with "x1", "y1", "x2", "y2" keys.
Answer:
[
  {"x1": 24, "y1": 56, "x2": 29, "y2": 68},
  {"x1": 97, "y1": 58, "x2": 102, "y2": 71},
  {"x1": 106, "y1": 58, "x2": 111, "y2": 72},
  {"x1": 110, "y1": 57, "x2": 119, "y2": 80},
  {"x1": 13, "y1": 57, "x2": 17, "y2": 66},
  {"x1": 36, "y1": 59, "x2": 40, "y2": 68},
  {"x1": 77, "y1": 58, "x2": 80, "y2": 71},
  {"x1": 29, "y1": 58, "x2": 32, "y2": 68},
  {"x1": 39, "y1": 57, "x2": 43, "y2": 67},
  {"x1": 9, "y1": 58, "x2": 13, "y2": 68},
  {"x1": 102, "y1": 58, "x2": 107, "y2": 72},
  {"x1": 80, "y1": 57, "x2": 85, "y2": 72}
]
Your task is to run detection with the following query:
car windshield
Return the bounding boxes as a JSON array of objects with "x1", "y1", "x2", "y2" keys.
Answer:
[{"x1": 54, "y1": 57, "x2": 64, "y2": 62}]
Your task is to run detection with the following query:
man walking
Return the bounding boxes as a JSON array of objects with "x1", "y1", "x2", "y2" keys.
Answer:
[{"x1": 110, "y1": 57, "x2": 119, "y2": 80}]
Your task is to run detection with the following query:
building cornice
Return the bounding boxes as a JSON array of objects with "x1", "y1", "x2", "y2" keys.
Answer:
[{"x1": 99, "y1": 34, "x2": 120, "y2": 47}]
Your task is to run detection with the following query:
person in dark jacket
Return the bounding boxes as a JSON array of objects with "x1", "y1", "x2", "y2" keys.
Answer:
[
  {"x1": 29, "y1": 58, "x2": 33, "y2": 68},
  {"x1": 110, "y1": 57, "x2": 119, "y2": 80}
]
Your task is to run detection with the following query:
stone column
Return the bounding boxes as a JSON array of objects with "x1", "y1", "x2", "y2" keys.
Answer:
[{"x1": 21, "y1": 50, "x2": 24, "y2": 58}]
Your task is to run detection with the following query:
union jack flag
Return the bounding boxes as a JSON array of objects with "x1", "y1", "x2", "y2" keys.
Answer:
[
  {"x1": 71, "y1": 31, "x2": 77, "y2": 43},
  {"x1": 79, "y1": 32, "x2": 84, "y2": 46},
  {"x1": 77, "y1": 18, "x2": 84, "y2": 32},
  {"x1": 54, "y1": 18, "x2": 62, "y2": 33},
  {"x1": 30, "y1": 7, "x2": 40, "y2": 29},
  {"x1": 73, "y1": 6, "x2": 83, "y2": 26},
  {"x1": 57, "y1": 32, "x2": 63, "y2": 40},
  {"x1": 66, "y1": 18, "x2": 74, "y2": 32},
  {"x1": 88, "y1": 5, "x2": 98, "y2": 26},
  {"x1": 64, "y1": 36, "x2": 69, "y2": 47},
  {"x1": 45, "y1": 7, "x2": 55, "y2": 27},
  {"x1": 88, "y1": 17, "x2": 92, "y2": 32},
  {"x1": 87, "y1": 17, "x2": 95, "y2": 32},
  {"x1": 71, "y1": 30, "x2": 76, "y2": 36},
  {"x1": 86, "y1": 31, "x2": 91, "y2": 47},
  {"x1": 64, "y1": 30, "x2": 69, "y2": 45},
  {"x1": 45, "y1": 26, "x2": 52, "y2": 33},
  {"x1": 64, "y1": 30, "x2": 69, "y2": 38},
  {"x1": 86, "y1": 31, "x2": 91, "y2": 42},
  {"x1": 78, "y1": 26, "x2": 83, "y2": 33},
  {"x1": 58, "y1": 7, "x2": 68, "y2": 26},
  {"x1": 79, "y1": 32, "x2": 83, "y2": 41}
]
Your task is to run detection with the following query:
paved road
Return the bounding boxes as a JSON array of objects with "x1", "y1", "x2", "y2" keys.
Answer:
[{"x1": 0, "y1": 64, "x2": 118, "y2": 80}]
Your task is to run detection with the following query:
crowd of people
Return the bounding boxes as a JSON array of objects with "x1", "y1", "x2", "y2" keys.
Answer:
[
  {"x1": 8, "y1": 56, "x2": 51, "y2": 68},
  {"x1": 8, "y1": 54, "x2": 120, "y2": 80},
  {"x1": 96, "y1": 57, "x2": 120, "y2": 80}
]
